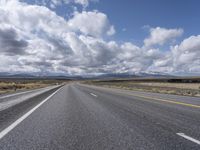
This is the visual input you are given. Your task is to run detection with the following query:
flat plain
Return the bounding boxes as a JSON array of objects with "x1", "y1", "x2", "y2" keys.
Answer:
[{"x1": 85, "y1": 77, "x2": 200, "y2": 97}]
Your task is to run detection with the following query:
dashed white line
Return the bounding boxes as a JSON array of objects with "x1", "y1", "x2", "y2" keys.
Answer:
[
  {"x1": 0, "y1": 86, "x2": 62, "y2": 140},
  {"x1": 90, "y1": 93, "x2": 97, "y2": 97},
  {"x1": 177, "y1": 133, "x2": 200, "y2": 145}
]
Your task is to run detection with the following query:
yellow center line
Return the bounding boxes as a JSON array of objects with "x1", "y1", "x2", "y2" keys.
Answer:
[
  {"x1": 127, "y1": 93, "x2": 200, "y2": 108},
  {"x1": 83, "y1": 84, "x2": 200, "y2": 109}
]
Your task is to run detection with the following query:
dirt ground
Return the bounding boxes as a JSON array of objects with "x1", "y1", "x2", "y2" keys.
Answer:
[
  {"x1": 0, "y1": 79, "x2": 66, "y2": 94},
  {"x1": 87, "y1": 81, "x2": 200, "y2": 97}
]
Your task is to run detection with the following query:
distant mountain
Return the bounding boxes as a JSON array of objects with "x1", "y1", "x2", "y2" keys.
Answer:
[
  {"x1": 0, "y1": 73, "x2": 36, "y2": 78},
  {"x1": 134, "y1": 71, "x2": 174, "y2": 78},
  {"x1": 83, "y1": 73, "x2": 139, "y2": 79},
  {"x1": 0, "y1": 72, "x2": 83, "y2": 80},
  {"x1": 0, "y1": 72, "x2": 174, "y2": 79},
  {"x1": 81, "y1": 72, "x2": 174, "y2": 80},
  {"x1": 0, "y1": 72, "x2": 12, "y2": 76}
]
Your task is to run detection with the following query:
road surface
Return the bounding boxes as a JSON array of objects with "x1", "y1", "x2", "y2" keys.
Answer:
[{"x1": 0, "y1": 83, "x2": 200, "y2": 150}]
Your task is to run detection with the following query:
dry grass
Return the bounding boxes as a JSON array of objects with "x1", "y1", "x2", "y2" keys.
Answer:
[
  {"x1": 130, "y1": 82, "x2": 200, "y2": 90},
  {"x1": 86, "y1": 80, "x2": 200, "y2": 97},
  {"x1": 0, "y1": 79, "x2": 66, "y2": 94}
]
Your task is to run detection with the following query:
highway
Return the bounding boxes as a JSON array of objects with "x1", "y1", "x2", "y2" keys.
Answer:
[{"x1": 0, "y1": 83, "x2": 200, "y2": 150}]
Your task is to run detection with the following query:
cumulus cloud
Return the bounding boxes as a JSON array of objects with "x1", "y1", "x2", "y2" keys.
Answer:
[
  {"x1": 0, "y1": 0, "x2": 199, "y2": 75},
  {"x1": 171, "y1": 35, "x2": 200, "y2": 73},
  {"x1": 32, "y1": 0, "x2": 97, "y2": 8},
  {"x1": 74, "y1": 0, "x2": 89, "y2": 7},
  {"x1": 68, "y1": 11, "x2": 115, "y2": 37},
  {"x1": 144, "y1": 27, "x2": 183, "y2": 47},
  {"x1": 0, "y1": 25, "x2": 28, "y2": 55}
]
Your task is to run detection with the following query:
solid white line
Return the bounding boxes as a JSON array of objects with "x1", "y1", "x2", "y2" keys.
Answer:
[
  {"x1": 0, "y1": 86, "x2": 62, "y2": 140},
  {"x1": 90, "y1": 93, "x2": 97, "y2": 97},
  {"x1": 177, "y1": 133, "x2": 200, "y2": 145},
  {"x1": 0, "y1": 86, "x2": 55, "y2": 99},
  {"x1": 0, "y1": 89, "x2": 39, "y2": 99}
]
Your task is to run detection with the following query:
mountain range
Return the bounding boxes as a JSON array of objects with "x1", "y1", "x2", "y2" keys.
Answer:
[{"x1": 0, "y1": 72, "x2": 174, "y2": 80}]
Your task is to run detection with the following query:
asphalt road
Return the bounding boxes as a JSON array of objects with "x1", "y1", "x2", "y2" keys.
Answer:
[{"x1": 0, "y1": 83, "x2": 200, "y2": 150}]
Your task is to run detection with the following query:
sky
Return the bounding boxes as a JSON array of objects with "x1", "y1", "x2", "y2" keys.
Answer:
[{"x1": 0, "y1": 0, "x2": 200, "y2": 76}]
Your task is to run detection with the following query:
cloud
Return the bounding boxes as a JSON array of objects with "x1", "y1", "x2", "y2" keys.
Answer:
[
  {"x1": 32, "y1": 0, "x2": 97, "y2": 8},
  {"x1": 74, "y1": 0, "x2": 89, "y2": 7},
  {"x1": 107, "y1": 25, "x2": 116, "y2": 36},
  {"x1": 0, "y1": 0, "x2": 199, "y2": 75},
  {"x1": 171, "y1": 35, "x2": 200, "y2": 73},
  {"x1": 0, "y1": 25, "x2": 28, "y2": 56},
  {"x1": 144, "y1": 27, "x2": 183, "y2": 47},
  {"x1": 68, "y1": 11, "x2": 115, "y2": 37}
]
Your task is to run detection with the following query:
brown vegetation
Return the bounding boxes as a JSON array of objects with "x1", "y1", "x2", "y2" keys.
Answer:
[
  {"x1": 0, "y1": 79, "x2": 67, "y2": 94},
  {"x1": 85, "y1": 78, "x2": 200, "y2": 97}
]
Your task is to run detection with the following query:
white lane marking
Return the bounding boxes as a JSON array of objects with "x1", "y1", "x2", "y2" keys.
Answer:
[
  {"x1": 177, "y1": 133, "x2": 200, "y2": 145},
  {"x1": 0, "y1": 86, "x2": 56, "y2": 99},
  {"x1": 0, "y1": 86, "x2": 61, "y2": 112},
  {"x1": 0, "y1": 89, "x2": 39, "y2": 99},
  {"x1": 0, "y1": 86, "x2": 62, "y2": 140},
  {"x1": 90, "y1": 93, "x2": 97, "y2": 97}
]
